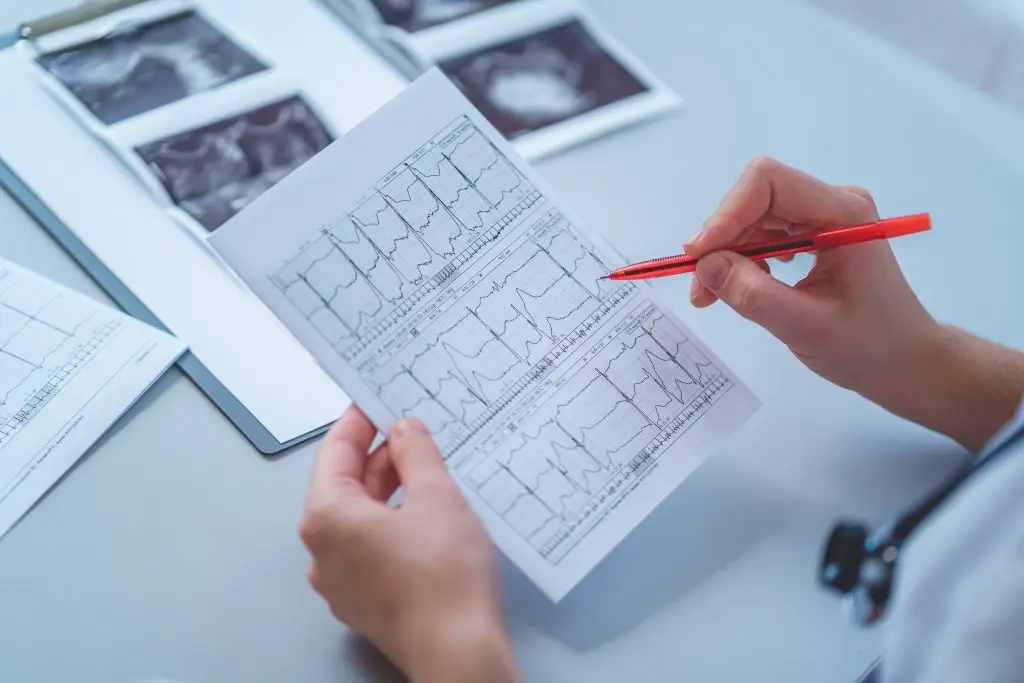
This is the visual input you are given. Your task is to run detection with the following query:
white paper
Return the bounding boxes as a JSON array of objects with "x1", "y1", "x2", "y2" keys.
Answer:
[
  {"x1": 210, "y1": 69, "x2": 758, "y2": 601},
  {"x1": 0, "y1": 257, "x2": 185, "y2": 540}
]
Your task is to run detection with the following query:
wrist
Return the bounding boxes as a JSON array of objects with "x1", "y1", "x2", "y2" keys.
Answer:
[
  {"x1": 402, "y1": 609, "x2": 520, "y2": 683},
  {"x1": 927, "y1": 326, "x2": 1024, "y2": 452},
  {"x1": 877, "y1": 324, "x2": 1024, "y2": 452}
]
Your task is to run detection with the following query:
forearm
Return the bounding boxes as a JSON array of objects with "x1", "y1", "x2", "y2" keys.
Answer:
[{"x1": 880, "y1": 325, "x2": 1024, "y2": 453}]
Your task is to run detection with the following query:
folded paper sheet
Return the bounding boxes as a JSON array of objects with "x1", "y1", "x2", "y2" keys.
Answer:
[{"x1": 0, "y1": 257, "x2": 184, "y2": 540}]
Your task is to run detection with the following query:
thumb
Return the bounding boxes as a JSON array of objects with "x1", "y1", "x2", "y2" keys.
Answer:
[
  {"x1": 695, "y1": 251, "x2": 827, "y2": 348},
  {"x1": 386, "y1": 418, "x2": 455, "y2": 495}
]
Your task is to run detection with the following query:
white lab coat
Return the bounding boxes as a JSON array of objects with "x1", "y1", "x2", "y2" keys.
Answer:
[{"x1": 881, "y1": 399, "x2": 1024, "y2": 683}]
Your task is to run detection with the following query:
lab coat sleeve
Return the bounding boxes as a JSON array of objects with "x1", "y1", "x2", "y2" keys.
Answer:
[{"x1": 881, "y1": 398, "x2": 1024, "y2": 683}]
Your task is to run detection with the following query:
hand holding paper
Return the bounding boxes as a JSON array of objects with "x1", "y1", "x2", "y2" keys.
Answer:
[{"x1": 300, "y1": 407, "x2": 521, "y2": 683}]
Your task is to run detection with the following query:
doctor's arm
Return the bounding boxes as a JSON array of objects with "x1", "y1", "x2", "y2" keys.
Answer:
[{"x1": 685, "y1": 157, "x2": 1024, "y2": 453}]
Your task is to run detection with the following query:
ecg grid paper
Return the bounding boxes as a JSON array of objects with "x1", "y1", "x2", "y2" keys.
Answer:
[
  {"x1": 0, "y1": 258, "x2": 183, "y2": 540},
  {"x1": 211, "y1": 69, "x2": 758, "y2": 600},
  {"x1": 0, "y1": 301, "x2": 119, "y2": 448}
]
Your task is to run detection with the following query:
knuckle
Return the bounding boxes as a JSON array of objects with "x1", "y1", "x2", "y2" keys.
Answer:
[
  {"x1": 301, "y1": 504, "x2": 376, "y2": 554},
  {"x1": 843, "y1": 185, "x2": 872, "y2": 202},
  {"x1": 746, "y1": 155, "x2": 779, "y2": 176},
  {"x1": 839, "y1": 185, "x2": 879, "y2": 218}
]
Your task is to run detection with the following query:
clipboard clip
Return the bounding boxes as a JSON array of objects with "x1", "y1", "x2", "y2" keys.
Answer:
[{"x1": 18, "y1": 0, "x2": 150, "y2": 41}]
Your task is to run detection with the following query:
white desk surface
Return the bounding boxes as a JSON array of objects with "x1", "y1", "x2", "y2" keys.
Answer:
[{"x1": 2, "y1": 1, "x2": 1023, "y2": 682}]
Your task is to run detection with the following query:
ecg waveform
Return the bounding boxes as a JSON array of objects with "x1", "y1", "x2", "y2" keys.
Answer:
[
  {"x1": 367, "y1": 213, "x2": 634, "y2": 453},
  {"x1": 0, "y1": 275, "x2": 118, "y2": 448},
  {"x1": 463, "y1": 218, "x2": 623, "y2": 338},
  {"x1": 270, "y1": 117, "x2": 541, "y2": 360},
  {"x1": 464, "y1": 308, "x2": 731, "y2": 562}
]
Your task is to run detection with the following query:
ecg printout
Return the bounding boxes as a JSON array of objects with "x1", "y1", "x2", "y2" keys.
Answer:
[
  {"x1": 210, "y1": 70, "x2": 759, "y2": 600},
  {"x1": 0, "y1": 257, "x2": 183, "y2": 540}
]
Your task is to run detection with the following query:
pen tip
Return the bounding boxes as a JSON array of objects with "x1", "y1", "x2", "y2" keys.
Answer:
[{"x1": 598, "y1": 275, "x2": 611, "y2": 281}]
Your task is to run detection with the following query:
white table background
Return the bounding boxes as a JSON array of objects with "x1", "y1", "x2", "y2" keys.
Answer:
[{"x1": 2, "y1": 1, "x2": 1023, "y2": 682}]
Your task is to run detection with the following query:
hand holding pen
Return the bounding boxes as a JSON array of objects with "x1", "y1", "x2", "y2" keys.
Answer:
[{"x1": 619, "y1": 158, "x2": 998, "y2": 452}]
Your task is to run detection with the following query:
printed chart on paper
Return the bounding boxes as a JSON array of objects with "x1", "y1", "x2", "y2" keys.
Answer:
[
  {"x1": 0, "y1": 259, "x2": 183, "y2": 542},
  {"x1": 268, "y1": 115, "x2": 736, "y2": 564},
  {"x1": 0, "y1": 269, "x2": 122, "y2": 452}
]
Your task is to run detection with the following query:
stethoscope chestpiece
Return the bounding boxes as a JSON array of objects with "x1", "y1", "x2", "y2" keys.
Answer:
[
  {"x1": 819, "y1": 521, "x2": 897, "y2": 627},
  {"x1": 820, "y1": 522, "x2": 869, "y2": 593}
]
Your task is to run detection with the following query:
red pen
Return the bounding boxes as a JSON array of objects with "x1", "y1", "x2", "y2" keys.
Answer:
[{"x1": 602, "y1": 213, "x2": 931, "y2": 281}]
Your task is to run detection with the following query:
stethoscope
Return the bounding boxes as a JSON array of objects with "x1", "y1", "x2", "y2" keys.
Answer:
[{"x1": 818, "y1": 417, "x2": 1024, "y2": 626}]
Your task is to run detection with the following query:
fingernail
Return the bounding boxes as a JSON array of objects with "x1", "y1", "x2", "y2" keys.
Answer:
[
  {"x1": 392, "y1": 417, "x2": 428, "y2": 436},
  {"x1": 696, "y1": 253, "x2": 730, "y2": 290}
]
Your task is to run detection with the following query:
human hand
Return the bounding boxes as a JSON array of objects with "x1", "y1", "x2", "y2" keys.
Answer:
[
  {"x1": 299, "y1": 407, "x2": 520, "y2": 683},
  {"x1": 686, "y1": 157, "x2": 939, "y2": 396},
  {"x1": 687, "y1": 157, "x2": 1024, "y2": 451},
  {"x1": 684, "y1": 158, "x2": 1021, "y2": 447}
]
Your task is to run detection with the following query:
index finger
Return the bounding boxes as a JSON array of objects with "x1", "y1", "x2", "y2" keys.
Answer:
[
  {"x1": 687, "y1": 157, "x2": 876, "y2": 255},
  {"x1": 306, "y1": 405, "x2": 378, "y2": 509}
]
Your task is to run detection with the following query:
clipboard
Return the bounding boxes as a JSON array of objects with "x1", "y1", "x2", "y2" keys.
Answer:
[{"x1": 0, "y1": 14, "x2": 328, "y2": 456}]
